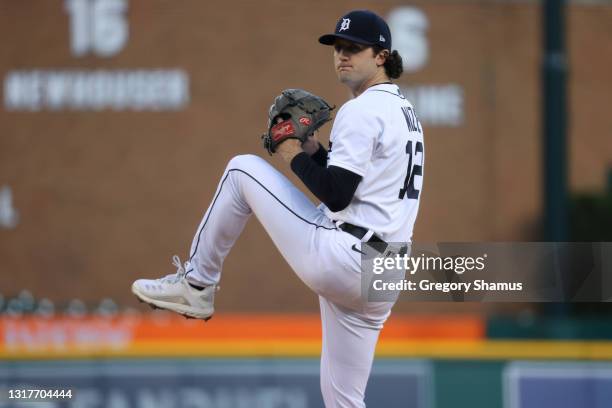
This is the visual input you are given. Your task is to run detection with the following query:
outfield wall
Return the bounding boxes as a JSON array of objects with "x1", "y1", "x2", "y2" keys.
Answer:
[
  {"x1": 1, "y1": 315, "x2": 612, "y2": 408},
  {"x1": 1, "y1": 1, "x2": 611, "y2": 312}
]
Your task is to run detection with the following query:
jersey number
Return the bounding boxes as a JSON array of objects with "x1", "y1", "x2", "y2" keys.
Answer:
[{"x1": 399, "y1": 140, "x2": 423, "y2": 200}]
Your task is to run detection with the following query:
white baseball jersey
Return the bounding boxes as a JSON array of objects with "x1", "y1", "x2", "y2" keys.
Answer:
[{"x1": 323, "y1": 83, "x2": 425, "y2": 242}]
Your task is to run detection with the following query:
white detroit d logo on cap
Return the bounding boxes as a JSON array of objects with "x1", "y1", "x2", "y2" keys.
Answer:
[{"x1": 339, "y1": 18, "x2": 351, "y2": 31}]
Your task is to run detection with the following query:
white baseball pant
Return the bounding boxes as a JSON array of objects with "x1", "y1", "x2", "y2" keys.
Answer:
[{"x1": 187, "y1": 154, "x2": 395, "y2": 408}]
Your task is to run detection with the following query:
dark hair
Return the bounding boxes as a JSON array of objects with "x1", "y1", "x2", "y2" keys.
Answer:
[{"x1": 372, "y1": 46, "x2": 403, "y2": 79}]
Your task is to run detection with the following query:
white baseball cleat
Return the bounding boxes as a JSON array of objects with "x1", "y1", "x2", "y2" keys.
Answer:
[{"x1": 131, "y1": 255, "x2": 217, "y2": 321}]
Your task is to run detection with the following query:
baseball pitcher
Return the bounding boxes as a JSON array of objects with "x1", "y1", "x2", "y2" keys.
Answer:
[{"x1": 132, "y1": 9, "x2": 425, "y2": 407}]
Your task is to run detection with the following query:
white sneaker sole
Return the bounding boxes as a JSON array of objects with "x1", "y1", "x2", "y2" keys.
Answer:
[{"x1": 131, "y1": 284, "x2": 213, "y2": 321}]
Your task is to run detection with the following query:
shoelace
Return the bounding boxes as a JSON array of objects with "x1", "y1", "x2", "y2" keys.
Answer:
[
  {"x1": 159, "y1": 255, "x2": 188, "y2": 284},
  {"x1": 158, "y1": 256, "x2": 220, "y2": 291}
]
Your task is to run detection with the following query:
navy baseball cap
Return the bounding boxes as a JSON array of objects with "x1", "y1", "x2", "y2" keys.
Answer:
[{"x1": 319, "y1": 10, "x2": 392, "y2": 50}]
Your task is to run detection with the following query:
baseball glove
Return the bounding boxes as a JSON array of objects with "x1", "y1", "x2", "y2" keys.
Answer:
[{"x1": 262, "y1": 89, "x2": 334, "y2": 154}]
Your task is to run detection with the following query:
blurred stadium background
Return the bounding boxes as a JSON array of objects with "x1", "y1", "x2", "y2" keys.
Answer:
[{"x1": 1, "y1": 0, "x2": 611, "y2": 407}]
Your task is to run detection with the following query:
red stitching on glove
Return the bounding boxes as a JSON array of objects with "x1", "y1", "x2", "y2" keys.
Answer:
[{"x1": 271, "y1": 120, "x2": 296, "y2": 142}]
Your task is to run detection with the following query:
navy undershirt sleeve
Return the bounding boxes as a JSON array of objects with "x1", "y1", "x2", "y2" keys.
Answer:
[
  {"x1": 310, "y1": 143, "x2": 328, "y2": 167},
  {"x1": 290, "y1": 152, "x2": 362, "y2": 212}
]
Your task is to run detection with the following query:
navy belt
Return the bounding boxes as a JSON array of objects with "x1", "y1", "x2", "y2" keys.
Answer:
[
  {"x1": 338, "y1": 222, "x2": 384, "y2": 244},
  {"x1": 338, "y1": 222, "x2": 408, "y2": 256}
]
